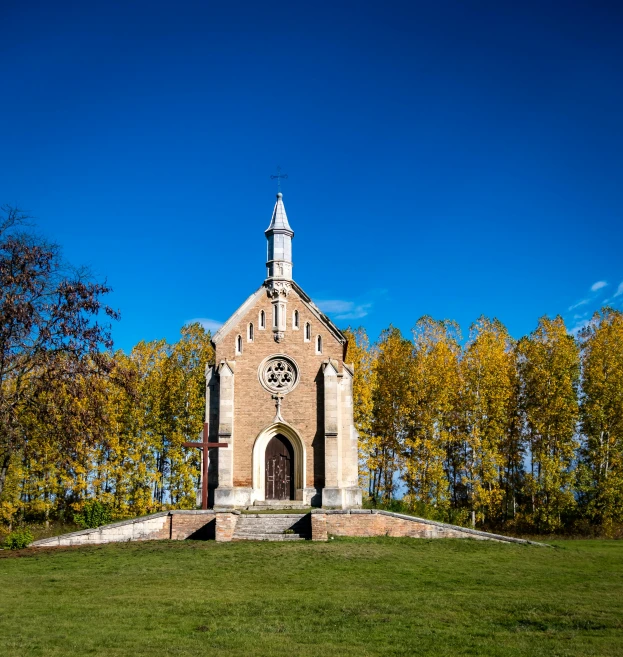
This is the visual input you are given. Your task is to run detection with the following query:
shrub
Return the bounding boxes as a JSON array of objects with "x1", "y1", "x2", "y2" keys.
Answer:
[
  {"x1": 74, "y1": 500, "x2": 112, "y2": 529},
  {"x1": 4, "y1": 528, "x2": 34, "y2": 550}
]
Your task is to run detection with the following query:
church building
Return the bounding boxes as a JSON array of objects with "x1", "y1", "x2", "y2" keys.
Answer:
[{"x1": 206, "y1": 193, "x2": 362, "y2": 509}]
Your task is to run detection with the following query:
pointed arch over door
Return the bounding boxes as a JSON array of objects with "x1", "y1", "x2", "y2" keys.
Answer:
[{"x1": 252, "y1": 422, "x2": 306, "y2": 503}]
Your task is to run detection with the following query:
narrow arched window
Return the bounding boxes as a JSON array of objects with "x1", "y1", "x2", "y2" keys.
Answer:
[
  {"x1": 236, "y1": 334, "x2": 242, "y2": 355},
  {"x1": 316, "y1": 335, "x2": 323, "y2": 354},
  {"x1": 305, "y1": 322, "x2": 311, "y2": 342},
  {"x1": 248, "y1": 323, "x2": 254, "y2": 342},
  {"x1": 273, "y1": 304, "x2": 278, "y2": 328},
  {"x1": 293, "y1": 309, "x2": 299, "y2": 329},
  {"x1": 259, "y1": 310, "x2": 266, "y2": 329}
]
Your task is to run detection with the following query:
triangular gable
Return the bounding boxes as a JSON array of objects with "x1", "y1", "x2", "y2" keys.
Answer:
[{"x1": 211, "y1": 281, "x2": 347, "y2": 347}]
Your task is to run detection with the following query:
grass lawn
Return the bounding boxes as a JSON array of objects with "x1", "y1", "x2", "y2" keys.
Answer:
[{"x1": 1, "y1": 538, "x2": 622, "y2": 656}]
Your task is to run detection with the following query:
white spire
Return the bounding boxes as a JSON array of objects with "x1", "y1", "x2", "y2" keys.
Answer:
[
  {"x1": 265, "y1": 192, "x2": 294, "y2": 281},
  {"x1": 266, "y1": 192, "x2": 293, "y2": 234}
]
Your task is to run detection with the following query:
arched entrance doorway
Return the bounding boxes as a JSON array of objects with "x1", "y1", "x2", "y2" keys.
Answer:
[
  {"x1": 252, "y1": 422, "x2": 305, "y2": 503},
  {"x1": 265, "y1": 434, "x2": 294, "y2": 500}
]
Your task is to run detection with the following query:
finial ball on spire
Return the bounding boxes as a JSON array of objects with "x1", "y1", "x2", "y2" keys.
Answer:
[{"x1": 277, "y1": 192, "x2": 283, "y2": 198}]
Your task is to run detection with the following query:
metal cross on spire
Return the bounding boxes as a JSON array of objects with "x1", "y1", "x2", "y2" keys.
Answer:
[{"x1": 270, "y1": 166, "x2": 288, "y2": 193}]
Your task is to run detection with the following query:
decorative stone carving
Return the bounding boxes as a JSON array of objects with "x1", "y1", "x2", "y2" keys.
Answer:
[
  {"x1": 271, "y1": 394, "x2": 284, "y2": 422},
  {"x1": 266, "y1": 280, "x2": 292, "y2": 299},
  {"x1": 273, "y1": 331, "x2": 285, "y2": 343},
  {"x1": 258, "y1": 355, "x2": 299, "y2": 395}
]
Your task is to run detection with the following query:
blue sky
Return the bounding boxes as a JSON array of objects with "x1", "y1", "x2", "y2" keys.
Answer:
[{"x1": 2, "y1": 1, "x2": 622, "y2": 351}]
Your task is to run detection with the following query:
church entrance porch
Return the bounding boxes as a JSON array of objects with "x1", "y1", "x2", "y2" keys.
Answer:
[{"x1": 265, "y1": 434, "x2": 294, "y2": 500}]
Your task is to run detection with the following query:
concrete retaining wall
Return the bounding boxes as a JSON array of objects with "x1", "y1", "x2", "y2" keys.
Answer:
[{"x1": 30, "y1": 510, "x2": 240, "y2": 547}]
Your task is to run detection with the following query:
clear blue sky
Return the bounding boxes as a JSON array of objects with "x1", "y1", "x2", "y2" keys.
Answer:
[{"x1": 2, "y1": 1, "x2": 622, "y2": 351}]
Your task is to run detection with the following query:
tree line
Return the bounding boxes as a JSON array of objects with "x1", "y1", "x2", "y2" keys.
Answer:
[
  {"x1": 1, "y1": 207, "x2": 622, "y2": 535},
  {"x1": 346, "y1": 310, "x2": 623, "y2": 535}
]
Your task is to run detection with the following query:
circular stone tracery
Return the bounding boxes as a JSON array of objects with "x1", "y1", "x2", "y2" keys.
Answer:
[{"x1": 259, "y1": 355, "x2": 299, "y2": 394}]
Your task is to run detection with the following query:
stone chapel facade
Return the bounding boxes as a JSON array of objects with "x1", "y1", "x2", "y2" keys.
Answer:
[{"x1": 206, "y1": 193, "x2": 362, "y2": 509}]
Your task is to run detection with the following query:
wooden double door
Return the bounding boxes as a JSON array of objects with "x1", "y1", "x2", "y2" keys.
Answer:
[{"x1": 265, "y1": 434, "x2": 294, "y2": 501}]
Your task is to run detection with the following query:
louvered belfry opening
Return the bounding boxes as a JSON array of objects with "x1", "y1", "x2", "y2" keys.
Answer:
[{"x1": 264, "y1": 434, "x2": 294, "y2": 500}]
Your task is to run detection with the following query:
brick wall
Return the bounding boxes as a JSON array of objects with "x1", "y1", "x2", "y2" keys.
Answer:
[
  {"x1": 215, "y1": 512, "x2": 239, "y2": 542},
  {"x1": 215, "y1": 287, "x2": 344, "y2": 490},
  {"x1": 170, "y1": 511, "x2": 215, "y2": 540},
  {"x1": 309, "y1": 510, "x2": 542, "y2": 544},
  {"x1": 321, "y1": 513, "x2": 473, "y2": 539}
]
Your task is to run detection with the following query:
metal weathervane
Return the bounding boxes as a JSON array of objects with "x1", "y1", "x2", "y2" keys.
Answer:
[{"x1": 271, "y1": 166, "x2": 288, "y2": 193}]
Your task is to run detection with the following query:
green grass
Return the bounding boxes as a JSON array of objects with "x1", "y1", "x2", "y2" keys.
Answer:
[{"x1": 1, "y1": 538, "x2": 622, "y2": 656}]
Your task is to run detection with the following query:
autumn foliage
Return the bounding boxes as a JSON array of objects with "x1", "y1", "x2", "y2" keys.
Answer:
[
  {"x1": 1, "y1": 208, "x2": 622, "y2": 536},
  {"x1": 347, "y1": 309, "x2": 623, "y2": 535}
]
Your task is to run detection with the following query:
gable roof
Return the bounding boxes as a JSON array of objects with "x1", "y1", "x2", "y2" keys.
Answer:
[
  {"x1": 211, "y1": 281, "x2": 347, "y2": 347},
  {"x1": 291, "y1": 281, "x2": 346, "y2": 345},
  {"x1": 211, "y1": 286, "x2": 265, "y2": 346}
]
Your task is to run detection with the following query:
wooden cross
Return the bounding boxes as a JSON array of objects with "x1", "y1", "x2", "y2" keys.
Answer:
[{"x1": 183, "y1": 423, "x2": 228, "y2": 510}]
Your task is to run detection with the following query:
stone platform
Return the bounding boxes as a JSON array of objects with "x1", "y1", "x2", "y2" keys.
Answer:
[{"x1": 30, "y1": 509, "x2": 548, "y2": 548}]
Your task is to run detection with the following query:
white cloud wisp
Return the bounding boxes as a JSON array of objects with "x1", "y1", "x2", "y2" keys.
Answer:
[
  {"x1": 185, "y1": 317, "x2": 224, "y2": 332},
  {"x1": 315, "y1": 299, "x2": 373, "y2": 321}
]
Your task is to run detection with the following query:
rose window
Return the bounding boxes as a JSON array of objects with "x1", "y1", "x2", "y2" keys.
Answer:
[{"x1": 259, "y1": 356, "x2": 299, "y2": 394}]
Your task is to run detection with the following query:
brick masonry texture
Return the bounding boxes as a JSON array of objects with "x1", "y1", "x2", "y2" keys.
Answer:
[
  {"x1": 214, "y1": 287, "x2": 344, "y2": 490},
  {"x1": 310, "y1": 510, "x2": 548, "y2": 546},
  {"x1": 30, "y1": 511, "x2": 240, "y2": 547},
  {"x1": 215, "y1": 513, "x2": 239, "y2": 542},
  {"x1": 321, "y1": 513, "x2": 477, "y2": 540},
  {"x1": 31, "y1": 510, "x2": 545, "y2": 547}
]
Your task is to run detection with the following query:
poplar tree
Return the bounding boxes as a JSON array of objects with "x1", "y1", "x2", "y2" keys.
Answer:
[
  {"x1": 578, "y1": 308, "x2": 623, "y2": 529},
  {"x1": 518, "y1": 316, "x2": 580, "y2": 531},
  {"x1": 370, "y1": 327, "x2": 410, "y2": 503},
  {"x1": 403, "y1": 317, "x2": 461, "y2": 511},
  {"x1": 460, "y1": 317, "x2": 518, "y2": 524}
]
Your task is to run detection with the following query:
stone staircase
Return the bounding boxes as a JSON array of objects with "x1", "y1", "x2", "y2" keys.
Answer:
[
  {"x1": 247, "y1": 501, "x2": 312, "y2": 510},
  {"x1": 233, "y1": 513, "x2": 311, "y2": 541}
]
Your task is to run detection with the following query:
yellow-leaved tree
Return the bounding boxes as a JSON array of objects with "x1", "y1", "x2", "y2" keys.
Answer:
[
  {"x1": 460, "y1": 317, "x2": 518, "y2": 525},
  {"x1": 518, "y1": 316, "x2": 580, "y2": 531},
  {"x1": 403, "y1": 317, "x2": 461, "y2": 513},
  {"x1": 164, "y1": 323, "x2": 215, "y2": 508},
  {"x1": 371, "y1": 327, "x2": 411, "y2": 503},
  {"x1": 578, "y1": 308, "x2": 623, "y2": 531},
  {"x1": 344, "y1": 327, "x2": 377, "y2": 496}
]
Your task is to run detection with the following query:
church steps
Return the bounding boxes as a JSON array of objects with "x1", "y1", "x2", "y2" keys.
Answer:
[
  {"x1": 233, "y1": 533, "x2": 306, "y2": 541},
  {"x1": 232, "y1": 513, "x2": 311, "y2": 540}
]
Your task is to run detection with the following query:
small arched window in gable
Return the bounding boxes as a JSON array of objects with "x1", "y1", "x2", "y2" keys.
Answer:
[
  {"x1": 248, "y1": 323, "x2": 254, "y2": 342},
  {"x1": 304, "y1": 322, "x2": 311, "y2": 342},
  {"x1": 259, "y1": 310, "x2": 266, "y2": 329},
  {"x1": 316, "y1": 335, "x2": 323, "y2": 354},
  {"x1": 236, "y1": 334, "x2": 243, "y2": 355},
  {"x1": 293, "y1": 309, "x2": 299, "y2": 329}
]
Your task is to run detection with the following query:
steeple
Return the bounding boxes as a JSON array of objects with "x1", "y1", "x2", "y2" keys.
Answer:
[{"x1": 265, "y1": 192, "x2": 294, "y2": 281}]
